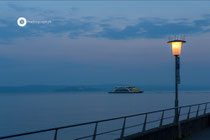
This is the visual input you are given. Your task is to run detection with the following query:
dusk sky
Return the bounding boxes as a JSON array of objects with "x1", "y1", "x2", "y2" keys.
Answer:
[{"x1": 0, "y1": 1, "x2": 210, "y2": 88}]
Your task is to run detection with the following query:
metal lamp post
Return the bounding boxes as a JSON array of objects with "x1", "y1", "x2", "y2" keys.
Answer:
[{"x1": 168, "y1": 39, "x2": 186, "y2": 138}]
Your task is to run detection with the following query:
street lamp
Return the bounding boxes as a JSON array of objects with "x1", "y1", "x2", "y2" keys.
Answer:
[{"x1": 168, "y1": 39, "x2": 186, "y2": 138}]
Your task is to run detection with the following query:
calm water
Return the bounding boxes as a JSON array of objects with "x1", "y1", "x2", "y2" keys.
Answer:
[{"x1": 0, "y1": 91, "x2": 210, "y2": 139}]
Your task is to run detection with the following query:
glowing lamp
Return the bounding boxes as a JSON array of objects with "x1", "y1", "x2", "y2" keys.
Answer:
[{"x1": 168, "y1": 40, "x2": 186, "y2": 56}]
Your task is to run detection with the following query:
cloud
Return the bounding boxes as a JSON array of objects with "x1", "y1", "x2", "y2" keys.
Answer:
[
  {"x1": 92, "y1": 17, "x2": 210, "y2": 39},
  {"x1": 1, "y1": 6, "x2": 210, "y2": 44}
]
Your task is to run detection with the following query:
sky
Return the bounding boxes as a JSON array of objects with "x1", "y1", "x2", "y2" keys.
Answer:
[{"x1": 0, "y1": 1, "x2": 210, "y2": 88}]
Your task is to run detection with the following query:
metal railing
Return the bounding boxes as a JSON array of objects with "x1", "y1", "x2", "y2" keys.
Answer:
[{"x1": 0, "y1": 102, "x2": 210, "y2": 140}]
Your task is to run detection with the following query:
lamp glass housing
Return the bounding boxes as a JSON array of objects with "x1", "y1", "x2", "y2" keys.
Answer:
[
  {"x1": 168, "y1": 40, "x2": 186, "y2": 56},
  {"x1": 172, "y1": 42, "x2": 182, "y2": 56}
]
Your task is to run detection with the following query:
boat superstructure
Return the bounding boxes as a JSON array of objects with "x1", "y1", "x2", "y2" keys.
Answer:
[{"x1": 108, "y1": 86, "x2": 143, "y2": 93}]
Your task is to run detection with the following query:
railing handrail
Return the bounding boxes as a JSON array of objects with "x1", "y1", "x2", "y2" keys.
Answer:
[{"x1": 0, "y1": 101, "x2": 210, "y2": 139}]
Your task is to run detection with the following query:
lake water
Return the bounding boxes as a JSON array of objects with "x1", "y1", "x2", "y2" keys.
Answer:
[{"x1": 0, "y1": 91, "x2": 210, "y2": 140}]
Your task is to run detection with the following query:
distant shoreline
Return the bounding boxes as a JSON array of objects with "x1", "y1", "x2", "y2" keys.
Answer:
[{"x1": 0, "y1": 85, "x2": 209, "y2": 93}]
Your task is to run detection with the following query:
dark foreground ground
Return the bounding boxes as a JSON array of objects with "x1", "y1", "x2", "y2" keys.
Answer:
[{"x1": 184, "y1": 128, "x2": 210, "y2": 140}]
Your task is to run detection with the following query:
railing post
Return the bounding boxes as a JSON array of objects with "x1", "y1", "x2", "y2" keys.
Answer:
[
  {"x1": 120, "y1": 117, "x2": 126, "y2": 138},
  {"x1": 54, "y1": 129, "x2": 58, "y2": 140},
  {"x1": 177, "y1": 107, "x2": 182, "y2": 138},
  {"x1": 178, "y1": 107, "x2": 181, "y2": 121},
  {"x1": 92, "y1": 122, "x2": 98, "y2": 140},
  {"x1": 159, "y1": 110, "x2": 164, "y2": 127},
  {"x1": 174, "y1": 107, "x2": 181, "y2": 123},
  {"x1": 173, "y1": 107, "x2": 177, "y2": 123},
  {"x1": 187, "y1": 106, "x2": 191, "y2": 120},
  {"x1": 204, "y1": 103, "x2": 208, "y2": 115},
  {"x1": 142, "y1": 113, "x2": 147, "y2": 132},
  {"x1": 196, "y1": 105, "x2": 200, "y2": 117}
]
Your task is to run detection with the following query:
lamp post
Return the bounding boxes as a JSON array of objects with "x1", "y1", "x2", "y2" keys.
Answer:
[{"x1": 168, "y1": 39, "x2": 186, "y2": 138}]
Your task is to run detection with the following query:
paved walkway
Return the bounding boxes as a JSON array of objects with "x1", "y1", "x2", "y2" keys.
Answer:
[{"x1": 184, "y1": 128, "x2": 210, "y2": 140}]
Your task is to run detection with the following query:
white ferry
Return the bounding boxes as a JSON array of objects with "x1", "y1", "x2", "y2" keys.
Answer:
[{"x1": 108, "y1": 86, "x2": 143, "y2": 94}]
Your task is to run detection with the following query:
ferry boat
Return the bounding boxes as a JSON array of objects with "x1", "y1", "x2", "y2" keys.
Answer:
[{"x1": 108, "y1": 86, "x2": 143, "y2": 94}]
